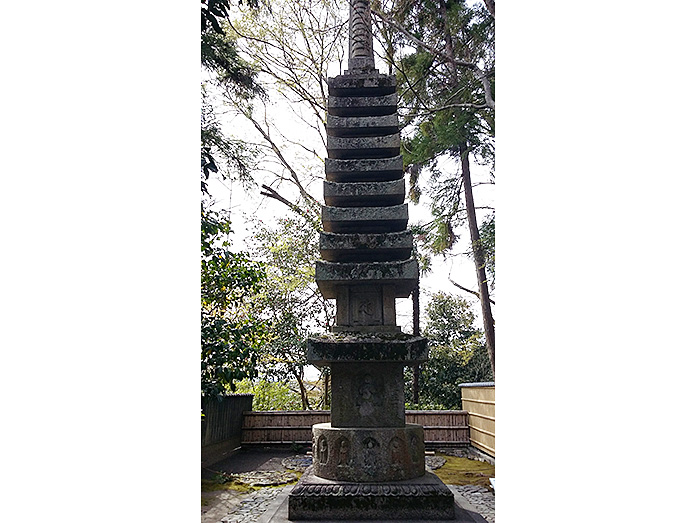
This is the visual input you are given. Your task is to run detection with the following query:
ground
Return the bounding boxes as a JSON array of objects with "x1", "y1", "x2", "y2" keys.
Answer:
[{"x1": 201, "y1": 447, "x2": 495, "y2": 523}]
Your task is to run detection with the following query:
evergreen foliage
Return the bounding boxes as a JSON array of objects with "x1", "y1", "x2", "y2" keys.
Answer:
[
  {"x1": 246, "y1": 215, "x2": 333, "y2": 409},
  {"x1": 200, "y1": 1, "x2": 269, "y2": 399},
  {"x1": 405, "y1": 292, "x2": 492, "y2": 409},
  {"x1": 201, "y1": 207, "x2": 269, "y2": 398},
  {"x1": 233, "y1": 378, "x2": 303, "y2": 411}
]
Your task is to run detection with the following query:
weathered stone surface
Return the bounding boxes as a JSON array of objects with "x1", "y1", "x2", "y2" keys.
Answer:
[
  {"x1": 333, "y1": 284, "x2": 397, "y2": 328},
  {"x1": 325, "y1": 156, "x2": 403, "y2": 183},
  {"x1": 323, "y1": 180, "x2": 404, "y2": 208},
  {"x1": 311, "y1": 423, "x2": 424, "y2": 480},
  {"x1": 328, "y1": 74, "x2": 396, "y2": 97},
  {"x1": 287, "y1": 467, "x2": 455, "y2": 521},
  {"x1": 290, "y1": 3, "x2": 454, "y2": 521},
  {"x1": 322, "y1": 204, "x2": 408, "y2": 233},
  {"x1": 326, "y1": 363, "x2": 406, "y2": 429},
  {"x1": 326, "y1": 114, "x2": 399, "y2": 137},
  {"x1": 307, "y1": 333, "x2": 428, "y2": 365},
  {"x1": 328, "y1": 93, "x2": 397, "y2": 117},
  {"x1": 319, "y1": 230, "x2": 413, "y2": 262},
  {"x1": 348, "y1": 0, "x2": 374, "y2": 72},
  {"x1": 331, "y1": 324, "x2": 401, "y2": 333},
  {"x1": 327, "y1": 134, "x2": 400, "y2": 159},
  {"x1": 315, "y1": 259, "x2": 418, "y2": 298}
]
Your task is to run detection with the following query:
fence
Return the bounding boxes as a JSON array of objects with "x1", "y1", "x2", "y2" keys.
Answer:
[
  {"x1": 241, "y1": 410, "x2": 469, "y2": 448},
  {"x1": 201, "y1": 393, "x2": 253, "y2": 467},
  {"x1": 459, "y1": 382, "x2": 495, "y2": 457}
]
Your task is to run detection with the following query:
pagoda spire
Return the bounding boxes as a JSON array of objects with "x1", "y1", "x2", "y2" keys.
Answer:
[{"x1": 348, "y1": 0, "x2": 375, "y2": 71}]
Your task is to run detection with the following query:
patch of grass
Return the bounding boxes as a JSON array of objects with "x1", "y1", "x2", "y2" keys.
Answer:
[{"x1": 432, "y1": 453, "x2": 494, "y2": 487}]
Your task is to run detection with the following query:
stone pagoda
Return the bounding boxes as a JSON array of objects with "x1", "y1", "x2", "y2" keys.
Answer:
[{"x1": 287, "y1": 1, "x2": 455, "y2": 520}]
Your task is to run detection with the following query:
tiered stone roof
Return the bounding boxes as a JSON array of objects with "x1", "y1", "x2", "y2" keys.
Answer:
[{"x1": 316, "y1": 71, "x2": 419, "y2": 317}]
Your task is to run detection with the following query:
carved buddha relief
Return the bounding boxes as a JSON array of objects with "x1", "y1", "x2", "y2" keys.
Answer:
[
  {"x1": 337, "y1": 436, "x2": 350, "y2": 466},
  {"x1": 389, "y1": 436, "x2": 404, "y2": 465},
  {"x1": 356, "y1": 373, "x2": 377, "y2": 417},
  {"x1": 318, "y1": 435, "x2": 329, "y2": 464}
]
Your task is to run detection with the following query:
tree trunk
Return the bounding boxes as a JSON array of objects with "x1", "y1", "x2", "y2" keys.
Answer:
[
  {"x1": 323, "y1": 368, "x2": 330, "y2": 408},
  {"x1": 293, "y1": 368, "x2": 310, "y2": 410},
  {"x1": 437, "y1": 0, "x2": 495, "y2": 378},
  {"x1": 459, "y1": 146, "x2": 495, "y2": 378},
  {"x1": 412, "y1": 286, "x2": 420, "y2": 404}
]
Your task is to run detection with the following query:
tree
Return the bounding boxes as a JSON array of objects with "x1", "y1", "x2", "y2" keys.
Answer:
[
  {"x1": 200, "y1": 1, "x2": 270, "y2": 400},
  {"x1": 201, "y1": 207, "x2": 269, "y2": 398},
  {"x1": 201, "y1": 1, "x2": 265, "y2": 194},
  {"x1": 405, "y1": 291, "x2": 492, "y2": 409},
  {"x1": 373, "y1": 0, "x2": 496, "y2": 377},
  {"x1": 225, "y1": 0, "x2": 348, "y2": 220},
  {"x1": 234, "y1": 378, "x2": 304, "y2": 410},
  {"x1": 246, "y1": 215, "x2": 334, "y2": 409}
]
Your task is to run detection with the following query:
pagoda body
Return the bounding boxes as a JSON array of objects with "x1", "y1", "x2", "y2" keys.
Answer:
[{"x1": 287, "y1": 2, "x2": 455, "y2": 520}]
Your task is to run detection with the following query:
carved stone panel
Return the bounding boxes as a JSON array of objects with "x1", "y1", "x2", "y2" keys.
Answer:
[
  {"x1": 330, "y1": 362, "x2": 405, "y2": 428},
  {"x1": 349, "y1": 285, "x2": 383, "y2": 326}
]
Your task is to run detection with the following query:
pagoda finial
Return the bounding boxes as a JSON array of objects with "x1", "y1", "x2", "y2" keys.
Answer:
[{"x1": 348, "y1": 0, "x2": 375, "y2": 71}]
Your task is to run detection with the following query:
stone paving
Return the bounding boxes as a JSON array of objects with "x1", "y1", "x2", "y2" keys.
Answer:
[
  {"x1": 220, "y1": 487, "x2": 288, "y2": 523},
  {"x1": 452, "y1": 485, "x2": 495, "y2": 523}
]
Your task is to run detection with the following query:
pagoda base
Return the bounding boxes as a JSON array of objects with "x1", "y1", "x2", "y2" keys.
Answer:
[{"x1": 287, "y1": 467, "x2": 455, "y2": 520}]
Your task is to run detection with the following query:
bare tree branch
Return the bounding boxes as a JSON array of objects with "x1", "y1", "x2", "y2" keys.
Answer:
[
  {"x1": 448, "y1": 277, "x2": 495, "y2": 305},
  {"x1": 229, "y1": 97, "x2": 320, "y2": 211},
  {"x1": 260, "y1": 184, "x2": 321, "y2": 230}
]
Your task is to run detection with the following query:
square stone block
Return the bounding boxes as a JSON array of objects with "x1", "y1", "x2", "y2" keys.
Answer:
[{"x1": 330, "y1": 362, "x2": 404, "y2": 428}]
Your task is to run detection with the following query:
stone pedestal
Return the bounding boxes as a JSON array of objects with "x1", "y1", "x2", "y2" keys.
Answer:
[
  {"x1": 312, "y1": 423, "x2": 424, "y2": 482},
  {"x1": 288, "y1": 468, "x2": 455, "y2": 521}
]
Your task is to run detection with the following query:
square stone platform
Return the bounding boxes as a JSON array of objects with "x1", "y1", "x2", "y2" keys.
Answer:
[
  {"x1": 283, "y1": 467, "x2": 456, "y2": 521},
  {"x1": 257, "y1": 477, "x2": 488, "y2": 523}
]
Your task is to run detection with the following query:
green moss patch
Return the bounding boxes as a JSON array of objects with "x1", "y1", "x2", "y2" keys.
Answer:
[
  {"x1": 201, "y1": 469, "x2": 302, "y2": 493},
  {"x1": 432, "y1": 453, "x2": 494, "y2": 487},
  {"x1": 201, "y1": 478, "x2": 257, "y2": 493}
]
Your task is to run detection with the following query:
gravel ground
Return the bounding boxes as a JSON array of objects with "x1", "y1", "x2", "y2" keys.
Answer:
[{"x1": 202, "y1": 449, "x2": 495, "y2": 523}]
